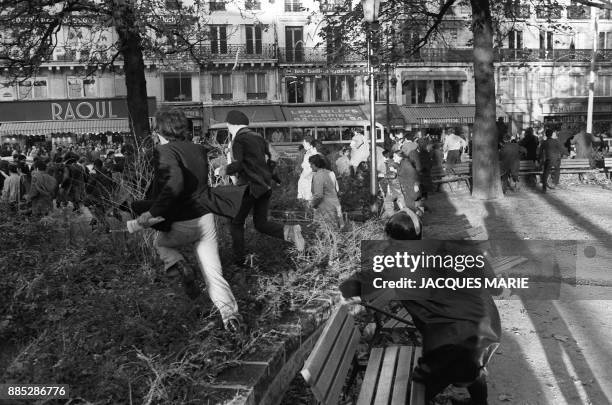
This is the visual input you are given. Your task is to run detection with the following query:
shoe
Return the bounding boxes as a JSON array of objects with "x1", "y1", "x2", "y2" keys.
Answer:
[
  {"x1": 284, "y1": 225, "x2": 305, "y2": 252},
  {"x1": 168, "y1": 261, "x2": 201, "y2": 300},
  {"x1": 224, "y1": 314, "x2": 244, "y2": 334}
]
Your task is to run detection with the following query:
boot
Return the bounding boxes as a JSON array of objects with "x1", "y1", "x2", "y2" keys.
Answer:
[{"x1": 167, "y1": 261, "x2": 201, "y2": 300}]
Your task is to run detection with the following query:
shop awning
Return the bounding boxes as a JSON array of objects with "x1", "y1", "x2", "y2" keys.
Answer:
[
  {"x1": 362, "y1": 104, "x2": 406, "y2": 128},
  {"x1": 209, "y1": 105, "x2": 284, "y2": 126},
  {"x1": 0, "y1": 119, "x2": 130, "y2": 136},
  {"x1": 401, "y1": 70, "x2": 468, "y2": 81},
  {"x1": 282, "y1": 105, "x2": 368, "y2": 123},
  {"x1": 398, "y1": 104, "x2": 505, "y2": 126}
]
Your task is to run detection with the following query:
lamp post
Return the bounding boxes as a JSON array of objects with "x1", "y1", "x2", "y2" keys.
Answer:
[{"x1": 362, "y1": 0, "x2": 381, "y2": 208}]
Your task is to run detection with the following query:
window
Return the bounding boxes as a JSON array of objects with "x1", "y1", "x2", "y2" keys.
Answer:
[
  {"x1": 508, "y1": 76, "x2": 525, "y2": 98},
  {"x1": 0, "y1": 82, "x2": 16, "y2": 100},
  {"x1": 539, "y1": 30, "x2": 554, "y2": 58},
  {"x1": 599, "y1": 32, "x2": 612, "y2": 49},
  {"x1": 286, "y1": 76, "x2": 304, "y2": 103},
  {"x1": 67, "y1": 77, "x2": 97, "y2": 98},
  {"x1": 245, "y1": 25, "x2": 262, "y2": 55},
  {"x1": 114, "y1": 76, "x2": 127, "y2": 97},
  {"x1": 326, "y1": 27, "x2": 344, "y2": 63},
  {"x1": 536, "y1": 5, "x2": 561, "y2": 19},
  {"x1": 163, "y1": 74, "x2": 192, "y2": 101},
  {"x1": 374, "y1": 78, "x2": 396, "y2": 102},
  {"x1": 165, "y1": 0, "x2": 183, "y2": 9},
  {"x1": 211, "y1": 73, "x2": 232, "y2": 100},
  {"x1": 285, "y1": 26, "x2": 304, "y2": 62},
  {"x1": 209, "y1": 1, "x2": 225, "y2": 11},
  {"x1": 210, "y1": 26, "x2": 228, "y2": 54},
  {"x1": 402, "y1": 80, "x2": 460, "y2": 104},
  {"x1": 539, "y1": 76, "x2": 553, "y2": 98},
  {"x1": 17, "y1": 79, "x2": 48, "y2": 99},
  {"x1": 597, "y1": 75, "x2": 612, "y2": 96},
  {"x1": 567, "y1": 1, "x2": 590, "y2": 19},
  {"x1": 570, "y1": 75, "x2": 587, "y2": 96},
  {"x1": 246, "y1": 73, "x2": 267, "y2": 99},
  {"x1": 599, "y1": 8, "x2": 612, "y2": 19},
  {"x1": 245, "y1": 0, "x2": 261, "y2": 9},
  {"x1": 285, "y1": 0, "x2": 302, "y2": 12},
  {"x1": 508, "y1": 30, "x2": 523, "y2": 49},
  {"x1": 315, "y1": 75, "x2": 357, "y2": 102},
  {"x1": 320, "y1": 0, "x2": 347, "y2": 12}
]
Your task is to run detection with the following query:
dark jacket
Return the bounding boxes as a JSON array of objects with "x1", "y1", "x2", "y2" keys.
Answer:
[
  {"x1": 500, "y1": 142, "x2": 526, "y2": 175},
  {"x1": 519, "y1": 134, "x2": 539, "y2": 161},
  {"x1": 148, "y1": 141, "x2": 212, "y2": 222},
  {"x1": 539, "y1": 138, "x2": 566, "y2": 162},
  {"x1": 226, "y1": 128, "x2": 274, "y2": 198},
  {"x1": 398, "y1": 151, "x2": 421, "y2": 201}
]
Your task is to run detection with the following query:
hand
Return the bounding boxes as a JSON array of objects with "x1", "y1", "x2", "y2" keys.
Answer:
[
  {"x1": 136, "y1": 212, "x2": 165, "y2": 227},
  {"x1": 339, "y1": 295, "x2": 362, "y2": 307}
]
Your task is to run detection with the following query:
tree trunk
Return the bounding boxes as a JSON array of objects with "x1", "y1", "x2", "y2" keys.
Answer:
[
  {"x1": 115, "y1": 2, "x2": 150, "y2": 142},
  {"x1": 470, "y1": 0, "x2": 503, "y2": 199}
]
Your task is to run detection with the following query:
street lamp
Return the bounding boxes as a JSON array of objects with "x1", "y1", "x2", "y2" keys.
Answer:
[{"x1": 362, "y1": 0, "x2": 381, "y2": 209}]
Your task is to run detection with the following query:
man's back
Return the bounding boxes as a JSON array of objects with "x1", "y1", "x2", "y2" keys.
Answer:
[
  {"x1": 227, "y1": 128, "x2": 273, "y2": 197},
  {"x1": 540, "y1": 138, "x2": 564, "y2": 161}
]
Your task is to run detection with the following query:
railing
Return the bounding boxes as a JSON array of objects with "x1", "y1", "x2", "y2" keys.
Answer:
[
  {"x1": 567, "y1": 5, "x2": 590, "y2": 19},
  {"x1": 320, "y1": 0, "x2": 350, "y2": 13},
  {"x1": 245, "y1": 0, "x2": 261, "y2": 9},
  {"x1": 495, "y1": 48, "x2": 612, "y2": 62},
  {"x1": 198, "y1": 44, "x2": 277, "y2": 60},
  {"x1": 212, "y1": 93, "x2": 233, "y2": 100},
  {"x1": 285, "y1": 0, "x2": 302, "y2": 12},
  {"x1": 504, "y1": 5, "x2": 530, "y2": 19},
  {"x1": 247, "y1": 92, "x2": 267, "y2": 99},
  {"x1": 278, "y1": 47, "x2": 363, "y2": 63},
  {"x1": 535, "y1": 7, "x2": 562, "y2": 19}
]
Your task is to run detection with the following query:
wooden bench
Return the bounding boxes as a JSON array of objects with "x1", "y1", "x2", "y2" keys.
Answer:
[
  {"x1": 602, "y1": 157, "x2": 612, "y2": 178},
  {"x1": 301, "y1": 305, "x2": 425, "y2": 405},
  {"x1": 431, "y1": 162, "x2": 472, "y2": 191},
  {"x1": 558, "y1": 158, "x2": 597, "y2": 175}
]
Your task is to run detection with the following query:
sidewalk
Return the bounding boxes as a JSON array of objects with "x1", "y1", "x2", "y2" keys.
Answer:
[{"x1": 424, "y1": 184, "x2": 612, "y2": 405}]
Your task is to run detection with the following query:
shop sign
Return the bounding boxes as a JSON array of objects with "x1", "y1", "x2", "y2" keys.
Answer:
[
  {"x1": 0, "y1": 97, "x2": 157, "y2": 122},
  {"x1": 543, "y1": 102, "x2": 612, "y2": 115},
  {"x1": 284, "y1": 67, "x2": 368, "y2": 76},
  {"x1": 284, "y1": 106, "x2": 367, "y2": 122}
]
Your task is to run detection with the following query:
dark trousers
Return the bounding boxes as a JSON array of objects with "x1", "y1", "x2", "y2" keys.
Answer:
[
  {"x1": 446, "y1": 149, "x2": 461, "y2": 171},
  {"x1": 230, "y1": 189, "x2": 284, "y2": 261},
  {"x1": 542, "y1": 158, "x2": 561, "y2": 188}
]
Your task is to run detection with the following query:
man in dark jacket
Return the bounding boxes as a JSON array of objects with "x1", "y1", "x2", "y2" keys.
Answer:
[
  {"x1": 500, "y1": 136, "x2": 527, "y2": 192},
  {"x1": 225, "y1": 110, "x2": 304, "y2": 265},
  {"x1": 539, "y1": 128, "x2": 567, "y2": 192},
  {"x1": 135, "y1": 109, "x2": 242, "y2": 333}
]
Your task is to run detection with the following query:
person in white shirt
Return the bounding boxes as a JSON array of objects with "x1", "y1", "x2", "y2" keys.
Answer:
[{"x1": 443, "y1": 129, "x2": 467, "y2": 170}]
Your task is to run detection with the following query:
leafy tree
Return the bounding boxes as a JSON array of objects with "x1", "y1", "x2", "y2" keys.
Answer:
[
  {"x1": 0, "y1": 0, "x2": 214, "y2": 140},
  {"x1": 318, "y1": 0, "x2": 611, "y2": 199}
]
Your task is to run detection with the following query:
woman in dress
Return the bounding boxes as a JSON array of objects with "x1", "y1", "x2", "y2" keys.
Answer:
[
  {"x1": 309, "y1": 154, "x2": 343, "y2": 228},
  {"x1": 297, "y1": 136, "x2": 319, "y2": 201}
]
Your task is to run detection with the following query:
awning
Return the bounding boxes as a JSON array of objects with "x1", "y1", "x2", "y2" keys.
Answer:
[
  {"x1": 282, "y1": 105, "x2": 367, "y2": 123},
  {"x1": 0, "y1": 119, "x2": 130, "y2": 136},
  {"x1": 210, "y1": 105, "x2": 284, "y2": 126},
  {"x1": 401, "y1": 70, "x2": 468, "y2": 81},
  {"x1": 362, "y1": 104, "x2": 406, "y2": 128},
  {"x1": 399, "y1": 104, "x2": 505, "y2": 126}
]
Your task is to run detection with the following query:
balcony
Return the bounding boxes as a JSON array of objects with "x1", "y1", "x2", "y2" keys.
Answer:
[
  {"x1": 504, "y1": 5, "x2": 530, "y2": 19},
  {"x1": 567, "y1": 5, "x2": 590, "y2": 19},
  {"x1": 212, "y1": 93, "x2": 233, "y2": 100},
  {"x1": 495, "y1": 48, "x2": 612, "y2": 62},
  {"x1": 278, "y1": 47, "x2": 363, "y2": 63},
  {"x1": 247, "y1": 92, "x2": 267, "y2": 100},
  {"x1": 536, "y1": 7, "x2": 562, "y2": 19},
  {"x1": 197, "y1": 44, "x2": 277, "y2": 60},
  {"x1": 285, "y1": 0, "x2": 303, "y2": 12},
  {"x1": 393, "y1": 48, "x2": 474, "y2": 63}
]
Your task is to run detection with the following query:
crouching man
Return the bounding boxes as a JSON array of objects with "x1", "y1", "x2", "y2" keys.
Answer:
[{"x1": 134, "y1": 109, "x2": 244, "y2": 333}]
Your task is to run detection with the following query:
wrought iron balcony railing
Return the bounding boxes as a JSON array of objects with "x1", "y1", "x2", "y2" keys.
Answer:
[
  {"x1": 495, "y1": 48, "x2": 612, "y2": 63},
  {"x1": 197, "y1": 44, "x2": 277, "y2": 60},
  {"x1": 212, "y1": 93, "x2": 233, "y2": 100},
  {"x1": 278, "y1": 47, "x2": 363, "y2": 63},
  {"x1": 247, "y1": 92, "x2": 267, "y2": 99}
]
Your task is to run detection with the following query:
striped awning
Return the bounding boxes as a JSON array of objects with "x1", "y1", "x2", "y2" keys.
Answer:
[
  {"x1": 399, "y1": 105, "x2": 505, "y2": 126},
  {"x1": 0, "y1": 119, "x2": 130, "y2": 136}
]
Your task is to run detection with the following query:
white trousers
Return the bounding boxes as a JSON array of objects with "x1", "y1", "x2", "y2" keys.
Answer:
[{"x1": 154, "y1": 214, "x2": 238, "y2": 323}]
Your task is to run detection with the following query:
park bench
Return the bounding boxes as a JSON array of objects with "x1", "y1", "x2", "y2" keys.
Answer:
[
  {"x1": 431, "y1": 162, "x2": 472, "y2": 191},
  {"x1": 558, "y1": 158, "x2": 597, "y2": 175},
  {"x1": 301, "y1": 305, "x2": 425, "y2": 405},
  {"x1": 602, "y1": 157, "x2": 612, "y2": 178}
]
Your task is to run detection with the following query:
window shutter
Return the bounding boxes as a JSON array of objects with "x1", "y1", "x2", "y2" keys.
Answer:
[
  {"x1": 255, "y1": 25, "x2": 262, "y2": 54},
  {"x1": 220, "y1": 26, "x2": 227, "y2": 54},
  {"x1": 211, "y1": 26, "x2": 219, "y2": 54},
  {"x1": 246, "y1": 26, "x2": 254, "y2": 54},
  {"x1": 509, "y1": 31, "x2": 515, "y2": 49},
  {"x1": 212, "y1": 74, "x2": 221, "y2": 94}
]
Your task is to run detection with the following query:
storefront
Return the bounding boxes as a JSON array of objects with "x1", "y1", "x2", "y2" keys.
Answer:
[
  {"x1": 0, "y1": 97, "x2": 157, "y2": 147},
  {"x1": 540, "y1": 97, "x2": 612, "y2": 134},
  {"x1": 282, "y1": 67, "x2": 368, "y2": 104}
]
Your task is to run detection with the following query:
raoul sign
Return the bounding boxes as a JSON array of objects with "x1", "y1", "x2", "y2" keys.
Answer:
[
  {"x1": 0, "y1": 97, "x2": 157, "y2": 122},
  {"x1": 51, "y1": 100, "x2": 119, "y2": 120}
]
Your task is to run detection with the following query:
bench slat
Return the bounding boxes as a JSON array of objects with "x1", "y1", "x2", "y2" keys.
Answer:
[
  {"x1": 357, "y1": 347, "x2": 385, "y2": 405},
  {"x1": 325, "y1": 327, "x2": 361, "y2": 405},
  {"x1": 391, "y1": 346, "x2": 414, "y2": 405},
  {"x1": 317, "y1": 321, "x2": 361, "y2": 400},
  {"x1": 301, "y1": 306, "x2": 355, "y2": 397},
  {"x1": 410, "y1": 347, "x2": 427, "y2": 405},
  {"x1": 382, "y1": 308, "x2": 411, "y2": 331},
  {"x1": 373, "y1": 346, "x2": 399, "y2": 405}
]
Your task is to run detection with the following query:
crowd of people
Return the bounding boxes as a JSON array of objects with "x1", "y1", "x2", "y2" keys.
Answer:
[{"x1": 0, "y1": 141, "x2": 133, "y2": 217}]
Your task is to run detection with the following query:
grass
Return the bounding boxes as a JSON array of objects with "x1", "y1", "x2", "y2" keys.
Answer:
[{"x1": 0, "y1": 162, "x2": 385, "y2": 404}]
